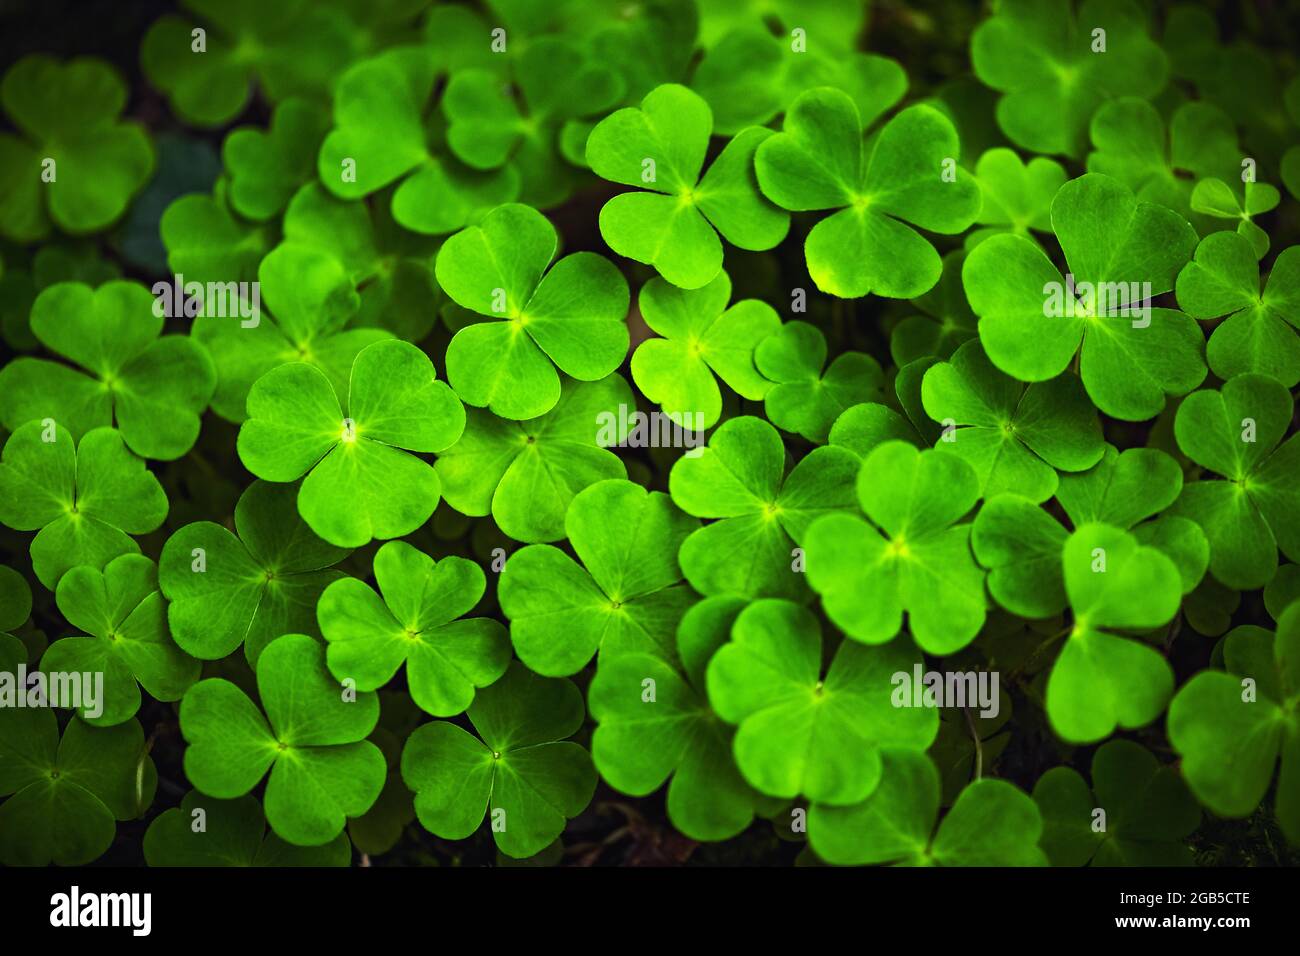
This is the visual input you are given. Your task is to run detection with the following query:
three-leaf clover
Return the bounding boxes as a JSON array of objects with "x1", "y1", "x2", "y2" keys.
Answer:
[
  {"x1": 222, "y1": 97, "x2": 330, "y2": 222},
  {"x1": 0, "y1": 423, "x2": 168, "y2": 588},
  {"x1": 159, "y1": 479, "x2": 350, "y2": 664},
  {"x1": 804, "y1": 441, "x2": 987, "y2": 654},
  {"x1": 237, "y1": 338, "x2": 465, "y2": 548},
  {"x1": 585, "y1": 83, "x2": 789, "y2": 289},
  {"x1": 1190, "y1": 178, "x2": 1280, "y2": 260},
  {"x1": 317, "y1": 541, "x2": 510, "y2": 716},
  {"x1": 500, "y1": 479, "x2": 697, "y2": 677},
  {"x1": 434, "y1": 203, "x2": 630, "y2": 420},
  {"x1": 969, "y1": 147, "x2": 1067, "y2": 246},
  {"x1": 144, "y1": 791, "x2": 351, "y2": 866},
  {"x1": 400, "y1": 662, "x2": 597, "y2": 859},
  {"x1": 754, "y1": 88, "x2": 980, "y2": 298},
  {"x1": 180, "y1": 632, "x2": 385, "y2": 846}
]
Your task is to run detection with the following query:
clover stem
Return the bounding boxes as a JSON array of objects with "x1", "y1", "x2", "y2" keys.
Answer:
[{"x1": 962, "y1": 705, "x2": 983, "y2": 780}]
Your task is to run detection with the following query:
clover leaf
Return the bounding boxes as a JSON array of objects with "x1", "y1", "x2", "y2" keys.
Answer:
[
  {"x1": 435, "y1": 374, "x2": 632, "y2": 544},
  {"x1": 181, "y1": 632, "x2": 385, "y2": 846},
  {"x1": 630, "y1": 270, "x2": 779, "y2": 430},
  {"x1": 0, "y1": 55, "x2": 153, "y2": 240},
  {"x1": 0, "y1": 565, "x2": 33, "y2": 644},
  {"x1": 889, "y1": 251, "x2": 977, "y2": 365},
  {"x1": 0, "y1": 711, "x2": 155, "y2": 866},
  {"x1": 0, "y1": 423, "x2": 168, "y2": 589},
  {"x1": 1033, "y1": 738, "x2": 1200, "y2": 866},
  {"x1": 1169, "y1": 374, "x2": 1300, "y2": 589},
  {"x1": 159, "y1": 479, "x2": 350, "y2": 664},
  {"x1": 920, "y1": 339, "x2": 1104, "y2": 502},
  {"x1": 805, "y1": 441, "x2": 987, "y2": 654},
  {"x1": 970, "y1": 0, "x2": 1168, "y2": 157},
  {"x1": 972, "y1": 493, "x2": 1071, "y2": 619},
  {"x1": 756, "y1": 321, "x2": 884, "y2": 444},
  {"x1": 400, "y1": 662, "x2": 596, "y2": 859},
  {"x1": 755, "y1": 88, "x2": 979, "y2": 298},
  {"x1": 160, "y1": 191, "x2": 271, "y2": 291},
  {"x1": 809, "y1": 748, "x2": 1047, "y2": 866},
  {"x1": 434, "y1": 203, "x2": 630, "y2": 420},
  {"x1": 706, "y1": 599, "x2": 937, "y2": 805},
  {"x1": 500, "y1": 479, "x2": 697, "y2": 677},
  {"x1": 237, "y1": 338, "x2": 465, "y2": 548},
  {"x1": 318, "y1": 541, "x2": 509, "y2": 715},
  {"x1": 586, "y1": 83, "x2": 789, "y2": 289},
  {"x1": 964, "y1": 173, "x2": 1203, "y2": 420},
  {"x1": 1175, "y1": 232, "x2": 1300, "y2": 386},
  {"x1": 1168, "y1": 606, "x2": 1300, "y2": 843},
  {"x1": 970, "y1": 147, "x2": 1067, "y2": 246},
  {"x1": 1191, "y1": 179, "x2": 1280, "y2": 260},
  {"x1": 669, "y1": 416, "x2": 859, "y2": 600},
  {"x1": 223, "y1": 97, "x2": 330, "y2": 221},
  {"x1": 144, "y1": 791, "x2": 351, "y2": 866}
]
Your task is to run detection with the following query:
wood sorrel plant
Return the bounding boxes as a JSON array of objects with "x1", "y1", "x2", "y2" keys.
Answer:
[{"x1": 0, "y1": 0, "x2": 1299, "y2": 871}]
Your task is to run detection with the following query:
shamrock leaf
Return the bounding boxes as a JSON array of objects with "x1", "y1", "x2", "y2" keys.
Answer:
[
  {"x1": 400, "y1": 662, "x2": 596, "y2": 859},
  {"x1": 0, "y1": 564, "x2": 32, "y2": 641},
  {"x1": 1033, "y1": 739, "x2": 1199, "y2": 866},
  {"x1": 1168, "y1": 606, "x2": 1300, "y2": 843},
  {"x1": 1175, "y1": 232, "x2": 1300, "y2": 386},
  {"x1": 972, "y1": 493, "x2": 1071, "y2": 619},
  {"x1": 41, "y1": 554, "x2": 197, "y2": 727},
  {"x1": 586, "y1": 83, "x2": 789, "y2": 289},
  {"x1": 0, "y1": 423, "x2": 167, "y2": 589},
  {"x1": 318, "y1": 541, "x2": 509, "y2": 716},
  {"x1": 160, "y1": 191, "x2": 271, "y2": 291},
  {"x1": 0, "y1": 712, "x2": 155, "y2": 866},
  {"x1": 434, "y1": 203, "x2": 630, "y2": 420},
  {"x1": 1046, "y1": 523, "x2": 1180, "y2": 744},
  {"x1": 755, "y1": 88, "x2": 979, "y2": 298},
  {"x1": 194, "y1": 242, "x2": 390, "y2": 423},
  {"x1": 756, "y1": 321, "x2": 884, "y2": 444},
  {"x1": 1190, "y1": 179, "x2": 1280, "y2": 260},
  {"x1": 970, "y1": 147, "x2": 1067, "y2": 246},
  {"x1": 809, "y1": 748, "x2": 1047, "y2": 866},
  {"x1": 669, "y1": 416, "x2": 859, "y2": 600},
  {"x1": 970, "y1": 0, "x2": 1168, "y2": 157},
  {"x1": 629, "y1": 270, "x2": 779, "y2": 430},
  {"x1": 180, "y1": 633, "x2": 385, "y2": 846},
  {"x1": 434, "y1": 374, "x2": 632, "y2": 544},
  {"x1": 0, "y1": 281, "x2": 215, "y2": 460},
  {"x1": 1169, "y1": 374, "x2": 1300, "y2": 589},
  {"x1": 964, "y1": 173, "x2": 1203, "y2": 420},
  {"x1": 0, "y1": 55, "x2": 153, "y2": 240},
  {"x1": 705, "y1": 599, "x2": 937, "y2": 804},
  {"x1": 222, "y1": 97, "x2": 330, "y2": 221},
  {"x1": 889, "y1": 251, "x2": 977, "y2": 366},
  {"x1": 804, "y1": 441, "x2": 987, "y2": 654},
  {"x1": 828, "y1": 403, "x2": 923, "y2": 460},
  {"x1": 920, "y1": 339, "x2": 1104, "y2": 502},
  {"x1": 237, "y1": 338, "x2": 465, "y2": 548},
  {"x1": 159, "y1": 479, "x2": 350, "y2": 664},
  {"x1": 144, "y1": 791, "x2": 351, "y2": 866},
  {"x1": 500, "y1": 479, "x2": 697, "y2": 677}
]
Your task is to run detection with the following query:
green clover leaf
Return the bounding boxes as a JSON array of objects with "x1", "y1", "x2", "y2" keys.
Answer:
[
  {"x1": 0, "y1": 565, "x2": 33, "y2": 642},
  {"x1": 756, "y1": 321, "x2": 884, "y2": 443},
  {"x1": 705, "y1": 599, "x2": 937, "y2": 804},
  {"x1": 1190, "y1": 179, "x2": 1281, "y2": 260},
  {"x1": 435, "y1": 203, "x2": 630, "y2": 420},
  {"x1": 805, "y1": 441, "x2": 987, "y2": 654},
  {"x1": 970, "y1": 0, "x2": 1168, "y2": 157},
  {"x1": 809, "y1": 748, "x2": 1047, "y2": 866},
  {"x1": 159, "y1": 479, "x2": 350, "y2": 664},
  {"x1": 969, "y1": 147, "x2": 1067, "y2": 246},
  {"x1": 318, "y1": 541, "x2": 509, "y2": 715},
  {"x1": 755, "y1": 88, "x2": 980, "y2": 298},
  {"x1": 144, "y1": 791, "x2": 351, "y2": 866},
  {"x1": 669, "y1": 416, "x2": 859, "y2": 600},
  {"x1": 500, "y1": 479, "x2": 697, "y2": 677},
  {"x1": 237, "y1": 338, "x2": 465, "y2": 548},
  {"x1": 1176, "y1": 232, "x2": 1300, "y2": 386},
  {"x1": 630, "y1": 270, "x2": 779, "y2": 430},
  {"x1": 1033, "y1": 739, "x2": 1200, "y2": 866},
  {"x1": 972, "y1": 493, "x2": 1071, "y2": 619},
  {"x1": 0, "y1": 280, "x2": 215, "y2": 459},
  {"x1": 41, "y1": 554, "x2": 198, "y2": 727},
  {"x1": 920, "y1": 339, "x2": 1104, "y2": 502},
  {"x1": 828, "y1": 403, "x2": 923, "y2": 460},
  {"x1": 1168, "y1": 374, "x2": 1300, "y2": 589},
  {"x1": 222, "y1": 97, "x2": 330, "y2": 221},
  {"x1": 586, "y1": 83, "x2": 789, "y2": 289},
  {"x1": 889, "y1": 251, "x2": 978, "y2": 366},
  {"x1": 1168, "y1": 606, "x2": 1300, "y2": 843},
  {"x1": 0, "y1": 711, "x2": 156, "y2": 866},
  {"x1": 434, "y1": 374, "x2": 632, "y2": 544},
  {"x1": 400, "y1": 662, "x2": 596, "y2": 859},
  {"x1": 160, "y1": 191, "x2": 271, "y2": 291},
  {"x1": 964, "y1": 173, "x2": 1203, "y2": 420},
  {"x1": 0, "y1": 423, "x2": 168, "y2": 589},
  {"x1": 0, "y1": 55, "x2": 153, "y2": 240},
  {"x1": 180, "y1": 632, "x2": 385, "y2": 846}
]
